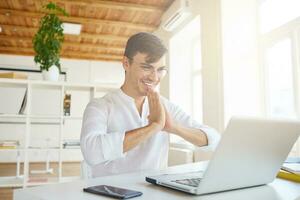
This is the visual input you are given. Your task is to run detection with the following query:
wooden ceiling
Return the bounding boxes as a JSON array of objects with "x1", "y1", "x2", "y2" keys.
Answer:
[{"x1": 0, "y1": 0, "x2": 174, "y2": 62}]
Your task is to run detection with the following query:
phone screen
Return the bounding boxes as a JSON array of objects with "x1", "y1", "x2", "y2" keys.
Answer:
[{"x1": 83, "y1": 185, "x2": 143, "y2": 199}]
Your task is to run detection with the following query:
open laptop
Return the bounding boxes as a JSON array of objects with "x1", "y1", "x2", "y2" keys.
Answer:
[{"x1": 146, "y1": 117, "x2": 300, "y2": 195}]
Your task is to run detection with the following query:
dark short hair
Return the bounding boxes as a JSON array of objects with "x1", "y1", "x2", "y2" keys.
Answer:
[{"x1": 124, "y1": 32, "x2": 168, "y2": 63}]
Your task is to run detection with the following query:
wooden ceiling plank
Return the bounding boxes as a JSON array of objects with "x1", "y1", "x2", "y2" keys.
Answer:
[
  {"x1": 0, "y1": 50, "x2": 122, "y2": 61},
  {"x1": 0, "y1": 46, "x2": 123, "y2": 61},
  {"x1": 62, "y1": 51, "x2": 122, "y2": 59},
  {"x1": 0, "y1": 35, "x2": 125, "y2": 51},
  {"x1": 0, "y1": 46, "x2": 34, "y2": 53},
  {"x1": 0, "y1": 8, "x2": 157, "y2": 31},
  {"x1": 52, "y1": 0, "x2": 164, "y2": 13},
  {"x1": 0, "y1": 24, "x2": 129, "y2": 41}
]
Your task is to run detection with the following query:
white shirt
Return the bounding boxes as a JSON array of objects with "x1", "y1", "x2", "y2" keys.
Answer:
[{"x1": 80, "y1": 89, "x2": 220, "y2": 177}]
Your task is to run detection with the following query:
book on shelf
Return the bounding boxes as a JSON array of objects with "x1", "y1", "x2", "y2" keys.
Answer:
[
  {"x1": 0, "y1": 86, "x2": 27, "y2": 114},
  {"x1": 0, "y1": 72, "x2": 27, "y2": 79},
  {"x1": 0, "y1": 146, "x2": 17, "y2": 149},
  {"x1": 0, "y1": 140, "x2": 20, "y2": 149},
  {"x1": 18, "y1": 89, "x2": 27, "y2": 114}
]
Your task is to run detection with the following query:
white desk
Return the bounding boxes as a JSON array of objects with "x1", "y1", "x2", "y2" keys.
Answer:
[{"x1": 14, "y1": 162, "x2": 300, "y2": 200}]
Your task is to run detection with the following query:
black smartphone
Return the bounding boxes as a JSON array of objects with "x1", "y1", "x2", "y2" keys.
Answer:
[{"x1": 83, "y1": 185, "x2": 143, "y2": 199}]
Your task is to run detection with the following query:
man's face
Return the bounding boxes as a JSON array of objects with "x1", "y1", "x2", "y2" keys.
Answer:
[{"x1": 123, "y1": 52, "x2": 167, "y2": 97}]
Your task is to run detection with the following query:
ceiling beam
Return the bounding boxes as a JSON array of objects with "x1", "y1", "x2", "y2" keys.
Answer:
[
  {"x1": 0, "y1": 46, "x2": 123, "y2": 61},
  {"x1": 0, "y1": 35, "x2": 125, "y2": 52},
  {"x1": 0, "y1": 8, "x2": 157, "y2": 31},
  {"x1": 0, "y1": 50, "x2": 122, "y2": 61},
  {"x1": 52, "y1": 0, "x2": 164, "y2": 13},
  {"x1": 0, "y1": 24, "x2": 129, "y2": 42},
  {"x1": 62, "y1": 51, "x2": 123, "y2": 60}
]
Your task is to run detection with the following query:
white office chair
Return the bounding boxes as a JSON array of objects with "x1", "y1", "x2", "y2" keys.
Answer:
[{"x1": 80, "y1": 160, "x2": 92, "y2": 179}]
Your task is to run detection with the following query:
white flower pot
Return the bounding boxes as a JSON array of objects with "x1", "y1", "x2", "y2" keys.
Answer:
[{"x1": 42, "y1": 65, "x2": 59, "y2": 81}]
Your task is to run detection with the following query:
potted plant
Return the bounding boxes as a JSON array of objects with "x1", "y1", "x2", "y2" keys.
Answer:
[{"x1": 33, "y1": 2, "x2": 68, "y2": 81}]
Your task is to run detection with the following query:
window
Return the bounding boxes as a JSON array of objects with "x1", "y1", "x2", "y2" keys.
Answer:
[
  {"x1": 259, "y1": 0, "x2": 300, "y2": 156},
  {"x1": 265, "y1": 39, "x2": 297, "y2": 119},
  {"x1": 191, "y1": 39, "x2": 203, "y2": 122},
  {"x1": 259, "y1": 0, "x2": 300, "y2": 33},
  {"x1": 169, "y1": 16, "x2": 202, "y2": 144}
]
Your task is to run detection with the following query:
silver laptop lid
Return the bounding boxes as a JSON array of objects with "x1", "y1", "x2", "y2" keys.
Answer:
[{"x1": 196, "y1": 116, "x2": 300, "y2": 194}]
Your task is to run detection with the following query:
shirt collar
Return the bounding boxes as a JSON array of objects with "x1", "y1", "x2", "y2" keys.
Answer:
[
  {"x1": 117, "y1": 88, "x2": 135, "y2": 103},
  {"x1": 117, "y1": 88, "x2": 149, "y2": 115}
]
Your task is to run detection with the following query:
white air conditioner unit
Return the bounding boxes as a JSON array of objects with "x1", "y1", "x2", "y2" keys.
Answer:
[{"x1": 161, "y1": 0, "x2": 191, "y2": 32}]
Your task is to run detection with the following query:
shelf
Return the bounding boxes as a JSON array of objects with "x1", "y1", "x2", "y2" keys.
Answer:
[
  {"x1": 0, "y1": 78, "x2": 27, "y2": 87},
  {"x1": 30, "y1": 115, "x2": 62, "y2": 119},
  {"x1": 30, "y1": 81, "x2": 63, "y2": 88},
  {"x1": 0, "y1": 79, "x2": 116, "y2": 187},
  {"x1": 28, "y1": 147, "x2": 60, "y2": 151},
  {"x1": 0, "y1": 176, "x2": 24, "y2": 187},
  {"x1": 30, "y1": 115, "x2": 62, "y2": 118},
  {"x1": 0, "y1": 115, "x2": 83, "y2": 122},
  {"x1": 0, "y1": 114, "x2": 27, "y2": 123},
  {"x1": 63, "y1": 116, "x2": 82, "y2": 120},
  {"x1": 0, "y1": 79, "x2": 120, "y2": 88},
  {"x1": 62, "y1": 147, "x2": 81, "y2": 150},
  {"x1": 0, "y1": 114, "x2": 27, "y2": 118},
  {"x1": 0, "y1": 148, "x2": 24, "y2": 151},
  {"x1": 29, "y1": 116, "x2": 62, "y2": 124}
]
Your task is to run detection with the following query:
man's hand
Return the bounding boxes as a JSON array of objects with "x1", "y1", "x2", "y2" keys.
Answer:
[
  {"x1": 147, "y1": 89, "x2": 165, "y2": 130},
  {"x1": 162, "y1": 106, "x2": 208, "y2": 147},
  {"x1": 124, "y1": 89, "x2": 166, "y2": 153},
  {"x1": 163, "y1": 107, "x2": 176, "y2": 133}
]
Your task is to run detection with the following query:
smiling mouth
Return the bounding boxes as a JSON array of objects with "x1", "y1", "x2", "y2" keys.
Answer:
[{"x1": 142, "y1": 81, "x2": 156, "y2": 88}]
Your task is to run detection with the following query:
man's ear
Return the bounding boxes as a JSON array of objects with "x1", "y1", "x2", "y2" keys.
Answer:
[{"x1": 122, "y1": 56, "x2": 130, "y2": 72}]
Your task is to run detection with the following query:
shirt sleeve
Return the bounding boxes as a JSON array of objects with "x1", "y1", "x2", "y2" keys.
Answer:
[
  {"x1": 80, "y1": 99, "x2": 125, "y2": 166},
  {"x1": 162, "y1": 97, "x2": 220, "y2": 149}
]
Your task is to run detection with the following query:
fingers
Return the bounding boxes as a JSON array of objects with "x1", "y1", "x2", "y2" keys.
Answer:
[
  {"x1": 148, "y1": 90, "x2": 161, "y2": 111},
  {"x1": 147, "y1": 89, "x2": 163, "y2": 122},
  {"x1": 147, "y1": 89, "x2": 155, "y2": 112}
]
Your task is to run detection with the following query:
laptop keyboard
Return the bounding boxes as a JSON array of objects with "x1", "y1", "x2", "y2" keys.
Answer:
[{"x1": 171, "y1": 178, "x2": 202, "y2": 187}]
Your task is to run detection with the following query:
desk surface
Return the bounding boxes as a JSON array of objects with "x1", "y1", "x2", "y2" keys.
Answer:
[{"x1": 14, "y1": 162, "x2": 300, "y2": 200}]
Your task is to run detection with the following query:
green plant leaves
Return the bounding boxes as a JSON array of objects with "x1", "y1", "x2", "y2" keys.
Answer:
[{"x1": 33, "y1": 2, "x2": 68, "y2": 72}]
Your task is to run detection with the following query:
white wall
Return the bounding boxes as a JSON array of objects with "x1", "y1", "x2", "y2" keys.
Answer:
[{"x1": 0, "y1": 54, "x2": 124, "y2": 84}]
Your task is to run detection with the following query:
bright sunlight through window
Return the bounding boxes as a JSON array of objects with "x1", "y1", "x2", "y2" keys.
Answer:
[
  {"x1": 259, "y1": 0, "x2": 300, "y2": 33},
  {"x1": 169, "y1": 16, "x2": 202, "y2": 144}
]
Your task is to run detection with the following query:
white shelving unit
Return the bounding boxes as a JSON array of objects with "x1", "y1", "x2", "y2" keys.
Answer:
[{"x1": 0, "y1": 78, "x2": 119, "y2": 187}]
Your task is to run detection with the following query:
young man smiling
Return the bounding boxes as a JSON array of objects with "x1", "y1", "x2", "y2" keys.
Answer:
[{"x1": 80, "y1": 32, "x2": 220, "y2": 177}]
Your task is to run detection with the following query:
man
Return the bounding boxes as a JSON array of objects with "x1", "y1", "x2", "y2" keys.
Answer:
[{"x1": 80, "y1": 32, "x2": 220, "y2": 178}]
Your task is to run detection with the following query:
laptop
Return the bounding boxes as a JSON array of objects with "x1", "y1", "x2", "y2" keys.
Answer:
[{"x1": 146, "y1": 117, "x2": 300, "y2": 195}]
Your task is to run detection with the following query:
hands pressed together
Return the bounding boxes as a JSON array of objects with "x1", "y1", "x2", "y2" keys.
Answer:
[
  {"x1": 147, "y1": 89, "x2": 175, "y2": 133},
  {"x1": 123, "y1": 88, "x2": 207, "y2": 153}
]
